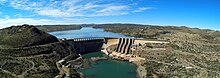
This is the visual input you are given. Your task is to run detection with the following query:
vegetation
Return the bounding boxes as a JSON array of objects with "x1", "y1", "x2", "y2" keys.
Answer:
[
  {"x1": 0, "y1": 25, "x2": 80, "y2": 78},
  {"x1": 0, "y1": 24, "x2": 59, "y2": 48},
  {"x1": 69, "y1": 68, "x2": 81, "y2": 78}
]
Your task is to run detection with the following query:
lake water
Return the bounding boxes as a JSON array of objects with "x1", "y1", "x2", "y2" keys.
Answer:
[
  {"x1": 49, "y1": 27, "x2": 131, "y2": 39},
  {"x1": 50, "y1": 27, "x2": 137, "y2": 78},
  {"x1": 79, "y1": 52, "x2": 137, "y2": 78}
]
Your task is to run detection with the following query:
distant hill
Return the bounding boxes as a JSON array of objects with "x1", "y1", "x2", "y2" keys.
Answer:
[
  {"x1": 36, "y1": 25, "x2": 82, "y2": 32},
  {"x1": 0, "y1": 24, "x2": 59, "y2": 48}
]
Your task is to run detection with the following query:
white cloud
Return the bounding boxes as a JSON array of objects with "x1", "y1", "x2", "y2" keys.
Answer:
[
  {"x1": 0, "y1": 0, "x2": 7, "y2": 4},
  {"x1": 0, "y1": 0, "x2": 154, "y2": 29},
  {"x1": 37, "y1": 9, "x2": 73, "y2": 17},
  {"x1": 4, "y1": 15, "x2": 10, "y2": 19},
  {"x1": 1, "y1": 0, "x2": 151, "y2": 17},
  {"x1": 14, "y1": 14, "x2": 22, "y2": 17},
  {"x1": 0, "y1": 18, "x2": 83, "y2": 29},
  {"x1": 8, "y1": 1, "x2": 44, "y2": 10},
  {"x1": 132, "y1": 7, "x2": 153, "y2": 13},
  {"x1": 95, "y1": 5, "x2": 129, "y2": 16}
]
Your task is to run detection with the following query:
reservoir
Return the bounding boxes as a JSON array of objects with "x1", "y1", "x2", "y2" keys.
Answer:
[
  {"x1": 50, "y1": 27, "x2": 137, "y2": 78},
  {"x1": 49, "y1": 27, "x2": 131, "y2": 39}
]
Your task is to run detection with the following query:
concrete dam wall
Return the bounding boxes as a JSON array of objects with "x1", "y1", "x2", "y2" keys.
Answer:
[{"x1": 71, "y1": 38, "x2": 104, "y2": 54}]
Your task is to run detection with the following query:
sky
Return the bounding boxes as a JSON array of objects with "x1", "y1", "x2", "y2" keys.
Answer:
[{"x1": 0, "y1": 0, "x2": 219, "y2": 30}]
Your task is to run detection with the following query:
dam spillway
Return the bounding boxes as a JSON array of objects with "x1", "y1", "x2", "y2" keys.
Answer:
[{"x1": 116, "y1": 38, "x2": 135, "y2": 54}]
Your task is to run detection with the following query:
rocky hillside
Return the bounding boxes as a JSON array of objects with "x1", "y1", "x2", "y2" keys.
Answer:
[
  {"x1": 0, "y1": 25, "x2": 80, "y2": 78},
  {"x1": 0, "y1": 24, "x2": 59, "y2": 48}
]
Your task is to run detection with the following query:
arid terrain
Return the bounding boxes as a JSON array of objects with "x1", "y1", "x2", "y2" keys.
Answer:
[
  {"x1": 0, "y1": 24, "x2": 220, "y2": 78},
  {"x1": 93, "y1": 24, "x2": 220, "y2": 78}
]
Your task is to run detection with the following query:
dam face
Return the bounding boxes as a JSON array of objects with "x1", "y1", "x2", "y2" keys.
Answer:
[{"x1": 71, "y1": 38, "x2": 104, "y2": 54}]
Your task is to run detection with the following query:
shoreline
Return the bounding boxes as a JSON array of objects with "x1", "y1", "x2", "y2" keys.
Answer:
[
  {"x1": 101, "y1": 50, "x2": 146, "y2": 78},
  {"x1": 77, "y1": 51, "x2": 145, "y2": 78},
  {"x1": 78, "y1": 55, "x2": 137, "y2": 78}
]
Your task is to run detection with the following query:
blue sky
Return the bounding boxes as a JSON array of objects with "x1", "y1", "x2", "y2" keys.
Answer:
[{"x1": 0, "y1": 0, "x2": 219, "y2": 30}]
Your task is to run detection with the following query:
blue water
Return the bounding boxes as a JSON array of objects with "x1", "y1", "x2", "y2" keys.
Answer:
[
  {"x1": 49, "y1": 27, "x2": 131, "y2": 39},
  {"x1": 79, "y1": 52, "x2": 137, "y2": 78}
]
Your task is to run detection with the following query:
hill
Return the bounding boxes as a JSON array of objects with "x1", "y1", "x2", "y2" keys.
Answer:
[
  {"x1": 36, "y1": 25, "x2": 82, "y2": 32},
  {"x1": 0, "y1": 24, "x2": 59, "y2": 48},
  {"x1": 0, "y1": 25, "x2": 80, "y2": 78}
]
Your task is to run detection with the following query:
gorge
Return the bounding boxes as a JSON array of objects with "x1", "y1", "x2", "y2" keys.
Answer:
[{"x1": 50, "y1": 27, "x2": 139, "y2": 78}]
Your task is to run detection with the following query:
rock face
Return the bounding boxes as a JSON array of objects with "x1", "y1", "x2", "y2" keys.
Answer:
[{"x1": 0, "y1": 24, "x2": 59, "y2": 48}]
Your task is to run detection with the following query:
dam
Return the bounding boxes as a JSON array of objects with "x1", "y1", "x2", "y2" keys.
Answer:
[
  {"x1": 50, "y1": 27, "x2": 138, "y2": 78},
  {"x1": 56, "y1": 37, "x2": 140, "y2": 78},
  {"x1": 50, "y1": 27, "x2": 139, "y2": 55},
  {"x1": 71, "y1": 38, "x2": 104, "y2": 54},
  {"x1": 61, "y1": 37, "x2": 146, "y2": 56},
  {"x1": 50, "y1": 27, "x2": 168, "y2": 78}
]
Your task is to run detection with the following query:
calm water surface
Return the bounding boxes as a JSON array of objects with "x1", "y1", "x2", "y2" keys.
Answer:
[
  {"x1": 79, "y1": 52, "x2": 137, "y2": 78},
  {"x1": 50, "y1": 27, "x2": 137, "y2": 78},
  {"x1": 50, "y1": 27, "x2": 131, "y2": 39}
]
